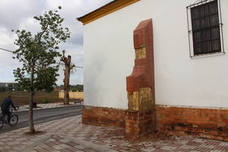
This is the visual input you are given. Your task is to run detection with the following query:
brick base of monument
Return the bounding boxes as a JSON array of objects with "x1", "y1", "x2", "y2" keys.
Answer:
[
  {"x1": 82, "y1": 105, "x2": 228, "y2": 141},
  {"x1": 125, "y1": 110, "x2": 155, "y2": 139}
]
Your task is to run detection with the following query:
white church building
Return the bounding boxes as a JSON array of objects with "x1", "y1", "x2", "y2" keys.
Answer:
[{"x1": 78, "y1": 0, "x2": 228, "y2": 140}]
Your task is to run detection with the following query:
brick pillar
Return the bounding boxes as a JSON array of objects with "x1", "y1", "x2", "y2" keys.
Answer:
[{"x1": 125, "y1": 19, "x2": 155, "y2": 139}]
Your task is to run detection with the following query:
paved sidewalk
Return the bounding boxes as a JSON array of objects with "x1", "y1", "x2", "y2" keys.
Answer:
[
  {"x1": 0, "y1": 115, "x2": 227, "y2": 152},
  {"x1": 18, "y1": 102, "x2": 81, "y2": 112}
]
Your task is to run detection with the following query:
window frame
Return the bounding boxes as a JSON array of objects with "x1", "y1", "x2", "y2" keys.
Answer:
[{"x1": 187, "y1": 0, "x2": 225, "y2": 58}]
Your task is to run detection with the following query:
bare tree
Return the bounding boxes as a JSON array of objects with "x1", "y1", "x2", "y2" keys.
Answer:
[{"x1": 61, "y1": 50, "x2": 75, "y2": 104}]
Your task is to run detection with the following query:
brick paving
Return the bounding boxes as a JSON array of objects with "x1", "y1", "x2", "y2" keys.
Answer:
[{"x1": 0, "y1": 115, "x2": 227, "y2": 152}]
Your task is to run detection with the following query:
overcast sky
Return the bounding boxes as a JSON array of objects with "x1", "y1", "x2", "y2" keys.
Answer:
[{"x1": 0, "y1": 0, "x2": 112, "y2": 85}]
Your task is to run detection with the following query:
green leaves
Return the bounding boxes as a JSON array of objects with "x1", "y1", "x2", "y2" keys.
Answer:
[
  {"x1": 13, "y1": 68, "x2": 30, "y2": 90},
  {"x1": 35, "y1": 67, "x2": 59, "y2": 92},
  {"x1": 13, "y1": 6, "x2": 71, "y2": 92}
]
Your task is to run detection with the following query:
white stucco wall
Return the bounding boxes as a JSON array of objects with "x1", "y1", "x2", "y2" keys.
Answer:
[{"x1": 83, "y1": 0, "x2": 228, "y2": 109}]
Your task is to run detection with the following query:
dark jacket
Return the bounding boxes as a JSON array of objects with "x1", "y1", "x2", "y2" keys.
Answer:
[{"x1": 1, "y1": 98, "x2": 16, "y2": 111}]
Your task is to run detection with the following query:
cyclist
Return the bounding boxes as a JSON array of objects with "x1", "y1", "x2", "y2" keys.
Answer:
[{"x1": 1, "y1": 95, "x2": 17, "y2": 123}]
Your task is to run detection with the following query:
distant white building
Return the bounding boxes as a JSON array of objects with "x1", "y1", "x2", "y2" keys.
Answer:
[{"x1": 78, "y1": 0, "x2": 228, "y2": 140}]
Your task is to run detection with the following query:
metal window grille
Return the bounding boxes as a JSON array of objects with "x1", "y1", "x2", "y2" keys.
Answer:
[{"x1": 187, "y1": 0, "x2": 225, "y2": 57}]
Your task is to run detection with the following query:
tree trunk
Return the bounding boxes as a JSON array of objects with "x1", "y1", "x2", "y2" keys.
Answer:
[
  {"x1": 62, "y1": 53, "x2": 72, "y2": 105},
  {"x1": 63, "y1": 90, "x2": 69, "y2": 104},
  {"x1": 29, "y1": 65, "x2": 35, "y2": 133},
  {"x1": 63, "y1": 65, "x2": 70, "y2": 104}
]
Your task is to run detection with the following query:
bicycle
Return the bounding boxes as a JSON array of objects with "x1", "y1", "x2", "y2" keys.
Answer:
[{"x1": 0, "y1": 107, "x2": 19, "y2": 129}]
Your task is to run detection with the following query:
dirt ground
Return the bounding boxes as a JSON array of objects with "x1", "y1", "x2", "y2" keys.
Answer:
[{"x1": 0, "y1": 91, "x2": 63, "y2": 106}]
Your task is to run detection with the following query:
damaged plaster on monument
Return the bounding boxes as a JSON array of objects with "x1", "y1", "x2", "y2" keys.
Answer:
[{"x1": 126, "y1": 19, "x2": 156, "y2": 139}]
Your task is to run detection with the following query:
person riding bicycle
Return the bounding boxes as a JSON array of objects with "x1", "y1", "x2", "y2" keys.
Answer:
[{"x1": 1, "y1": 95, "x2": 17, "y2": 123}]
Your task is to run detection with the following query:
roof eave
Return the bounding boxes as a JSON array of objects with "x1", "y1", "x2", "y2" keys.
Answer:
[{"x1": 77, "y1": 0, "x2": 140, "y2": 25}]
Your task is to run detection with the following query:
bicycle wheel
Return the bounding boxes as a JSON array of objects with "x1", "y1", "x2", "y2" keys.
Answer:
[
  {"x1": 0, "y1": 117, "x2": 4, "y2": 129},
  {"x1": 9, "y1": 114, "x2": 18, "y2": 126}
]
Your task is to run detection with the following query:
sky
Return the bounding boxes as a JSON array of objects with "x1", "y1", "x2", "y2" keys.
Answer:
[{"x1": 0, "y1": 0, "x2": 112, "y2": 85}]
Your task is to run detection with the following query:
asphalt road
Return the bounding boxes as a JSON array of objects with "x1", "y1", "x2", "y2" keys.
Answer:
[{"x1": 0, "y1": 105, "x2": 82, "y2": 134}]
